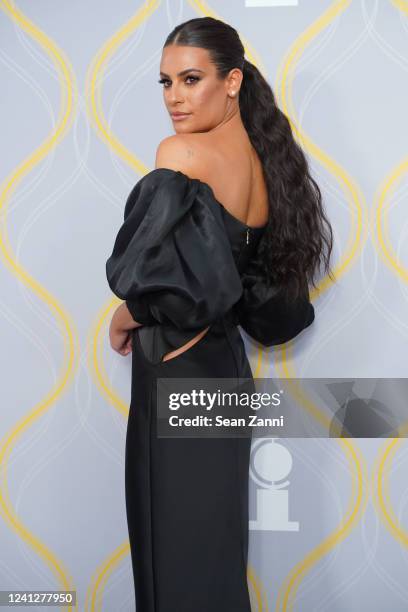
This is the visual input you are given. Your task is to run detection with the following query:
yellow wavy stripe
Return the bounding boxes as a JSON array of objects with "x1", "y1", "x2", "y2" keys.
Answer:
[
  {"x1": 373, "y1": 159, "x2": 408, "y2": 282},
  {"x1": 0, "y1": 0, "x2": 78, "y2": 607},
  {"x1": 248, "y1": 564, "x2": 269, "y2": 612},
  {"x1": 391, "y1": 0, "x2": 408, "y2": 14},
  {"x1": 372, "y1": 438, "x2": 408, "y2": 543},
  {"x1": 87, "y1": 0, "x2": 162, "y2": 416},
  {"x1": 272, "y1": 0, "x2": 369, "y2": 608},
  {"x1": 85, "y1": 2, "x2": 163, "y2": 609},
  {"x1": 371, "y1": 0, "x2": 408, "y2": 573},
  {"x1": 89, "y1": 302, "x2": 129, "y2": 419},
  {"x1": 278, "y1": 0, "x2": 366, "y2": 300},
  {"x1": 274, "y1": 387, "x2": 368, "y2": 611},
  {"x1": 84, "y1": 541, "x2": 130, "y2": 611},
  {"x1": 85, "y1": 0, "x2": 161, "y2": 175}
]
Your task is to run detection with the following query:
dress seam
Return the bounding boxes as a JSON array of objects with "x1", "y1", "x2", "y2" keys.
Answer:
[
  {"x1": 235, "y1": 438, "x2": 251, "y2": 607},
  {"x1": 222, "y1": 317, "x2": 249, "y2": 585},
  {"x1": 221, "y1": 318, "x2": 240, "y2": 380}
]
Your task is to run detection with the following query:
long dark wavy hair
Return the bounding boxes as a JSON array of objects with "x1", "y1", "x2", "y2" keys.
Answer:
[{"x1": 164, "y1": 17, "x2": 334, "y2": 300}]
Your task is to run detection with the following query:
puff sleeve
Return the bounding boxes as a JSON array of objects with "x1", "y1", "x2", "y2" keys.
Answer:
[
  {"x1": 235, "y1": 244, "x2": 315, "y2": 347},
  {"x1": 105, "y1": 168, "x2": 243, "y2": 331}
]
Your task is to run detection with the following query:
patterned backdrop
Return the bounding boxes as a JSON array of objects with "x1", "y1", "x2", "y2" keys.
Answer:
[{"x1": 1, "y1": 0, "x2": 407, "y2": 610}]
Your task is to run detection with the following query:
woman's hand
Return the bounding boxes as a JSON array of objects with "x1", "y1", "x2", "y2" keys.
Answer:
[
  {"x1": 110, "y1": 327, "x2": 133, "y2": 356},
  {"x1": 109, "y1": 302, "x2": 143, "y2": 356}
]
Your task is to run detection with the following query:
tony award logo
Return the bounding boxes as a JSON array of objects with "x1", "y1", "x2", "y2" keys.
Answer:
[{"x1": 249, "y1": 438, "x2": 299, "y2": 531}]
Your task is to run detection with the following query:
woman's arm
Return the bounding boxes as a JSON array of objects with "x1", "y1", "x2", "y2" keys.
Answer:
[{"x1": 109, "y1": 302, "x2": 143, "y2": 356}]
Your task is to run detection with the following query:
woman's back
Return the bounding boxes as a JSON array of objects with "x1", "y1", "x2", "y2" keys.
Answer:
[{"x1": 161, "y1": 130, "x2": 270, "y2": 229}]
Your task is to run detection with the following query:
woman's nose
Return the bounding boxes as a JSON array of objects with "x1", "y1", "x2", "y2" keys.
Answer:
[{"x1": 167, "y1": 84, "x2": 184, "y2": 104}]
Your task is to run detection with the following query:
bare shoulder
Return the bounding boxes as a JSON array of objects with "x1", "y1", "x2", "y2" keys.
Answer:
[{"x1": 154, "y1": 134, "x2": 210, "y2": 179}]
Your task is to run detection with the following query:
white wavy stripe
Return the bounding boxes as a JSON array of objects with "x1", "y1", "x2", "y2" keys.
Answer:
[
  {"x1": 78, "y1": 346, "x2": 127, "y2": 463},
  {"x1": 362, "y1": 0, "x2": 408, "y2": 389},
  {"x1": 363, "y1": 441, "x2": 408, "y2": 604},
  {"x1": 105, "y1": 2, "x2": 196, "y2": 194},
  {"x1": 108, "y1": 50, "x2": 165, "y2": 187},
  {"x1": 298, "y1": 2, "x2": 377, "y2": 129},
  {"x1": 1, "y1": 0, "x2": 131, "y2": 591},
  {"x1": 277, "y1": 439, "x2": 344, "y2": 604},
  {"x1": 0, "y1": 53, "x2": 62, "y2": 426},
  {"x1": 296, "y1": 213, "x2": 366, "y2": 375},
  {"x1": 0, "y1": 557, "x2": 31, "y2": 591},
  {"x1": 398, "y1": 197, "x2": 408, "y2": 307},
  {"x1": 389, "y1": 180, "x2": 408, "y2": 310},
  {"x1": 83, "y1": 21, "x2": 162, "y2": 196},
  {"x1": 12, "y1": 9, "x2": 57, "y2": 79},
  {"x1": 365, "y1": 534, "x2": 408, "y2": 605},
  {"x1": 266, "y1": 3, "x2": 375, "y2": 606},
  {"x1": 0, "y1": 33, "x2": 76, "y2": 356},
  {"x1": 164, "y1": 0, "x2": 185, "y2": 27},
  {"x1": 108, "y1": 48, "x2": 161, "y2": 133},
  {"x1": 318, "y1": 173, "x2": 408, "y2": 612},
  {"x1": 81, "y1": 11, "x2": 164, "y2": 452},
  {"x1": 367, "y1": 183, "x2": 408, "y2": 337},
  {"x1": 316, "y1": 471, "x2": 380, "y2": 611},
  {"x1": 295, "y1": 242, "x2": 371, "y2": 382},
  {"x1": 271, "y1": 6, "x2": 374, "y2": 379},
  {"x1": 288, "y1": 436, "x2": 368, "y2": 609},
  {"x1": 0, "y1": 51, "x2": 56, "y2": 209},
  {"x1": 258, "y1": 172, "x2": 359, "y2": 378},
  {"x1": 0, "y1": 296, "x2": 56, "y2": 444},
  {"x1": 74, "y1": 96, "x2": 124, "y2": 209},
  {"x1": 397, "y1": 475, "x2": 408, "y2": 570},
  {"x1": 12, "y1": 348, "x2": 125, "y2": 588},
  {"x1": 94, "y1": 562, "x2": 132, "y2": 612},
  {"x1": 289, "y1": 4, "x2": 378, "y2": 460},
  {"x1": 0, "y1": 0, "x2": 84, "y2": 592},
  {"x1": 362, "y1": 0, "x2": 408, "y2": 72},
  {"x1": 296, "y1": 20, "x2": 339, "y2": 72},
  {"x1": 108, "y1": 50, "x2": 165, "y2": 186},
  {"x1": 102, "y1": 20, "x2": 148, "y2": 81},
  {"x1": 0, "y1": 30, "x2": 68, "y2": 504},
  {"x1": 400, "y1": 8, "x2": 408, "y2": 40},
  {"x1": 371, "y1": 442, "x2": 408, "y2": 600},
  {"x1": 265, "y1": 163, "x2": 351, "y2": 378}
]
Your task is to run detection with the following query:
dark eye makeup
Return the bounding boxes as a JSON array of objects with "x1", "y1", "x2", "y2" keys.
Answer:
[{"x1": 158, "y1": 76, "x2": 200, "y2": 87}]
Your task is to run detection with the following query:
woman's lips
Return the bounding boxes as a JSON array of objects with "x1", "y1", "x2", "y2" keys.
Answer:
[{"x1": 171, "y1": 113, "x2": 190, "y2": 121}]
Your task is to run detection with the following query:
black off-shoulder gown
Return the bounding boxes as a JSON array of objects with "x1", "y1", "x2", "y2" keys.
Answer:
[{"x1": 106, "y1": 169, "x2": 315, "y2": 612}]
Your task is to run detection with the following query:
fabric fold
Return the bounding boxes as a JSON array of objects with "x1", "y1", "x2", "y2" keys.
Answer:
[{"x1": 106, "y1": 167, "x2": 315, "y2": 362}]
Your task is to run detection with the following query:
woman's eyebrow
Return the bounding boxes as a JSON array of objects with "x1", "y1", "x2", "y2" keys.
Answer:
[{"x1": 159, "y1": 68, "x2": 205, "y2": 77}]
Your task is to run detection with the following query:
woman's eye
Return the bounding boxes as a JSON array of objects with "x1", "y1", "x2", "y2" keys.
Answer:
[{"x1": 158, "y1": 76, "x2": 200, "y2": 88}]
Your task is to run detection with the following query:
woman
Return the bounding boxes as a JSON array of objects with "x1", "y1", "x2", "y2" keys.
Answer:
[{"x1": 106, "y1": 16, "x2": 333, "y2": 612}]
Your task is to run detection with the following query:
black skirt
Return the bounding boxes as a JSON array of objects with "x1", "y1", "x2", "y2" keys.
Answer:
[{"x1": 125, "y1": 316, "x2": 253, "y2": 611}]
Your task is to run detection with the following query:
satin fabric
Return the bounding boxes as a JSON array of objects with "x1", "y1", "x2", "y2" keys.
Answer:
[
  {"x1": 127, "y1": 315, "x2": 254, "y2": 611},
  {"x1": 235, "y1": 250, "x2": 315, "y2": 346},
  {"x1": 106, "y1": 167, "x2": 315, "y2": 363}
]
